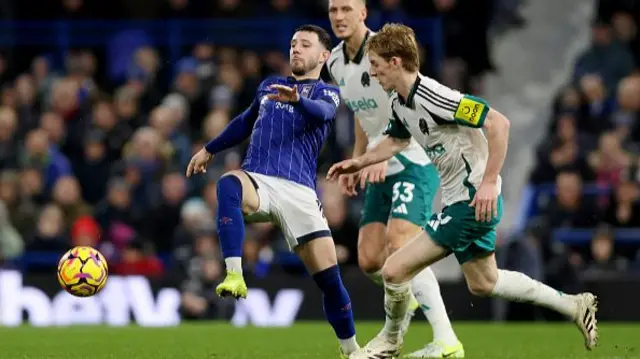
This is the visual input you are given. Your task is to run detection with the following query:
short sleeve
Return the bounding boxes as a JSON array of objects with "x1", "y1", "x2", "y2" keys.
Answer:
[
  {"x1": 384, "y1": 108, "x2": 412, "y2": 139},
  {"x1": 452, "y1": 95, "x2": 490, "y2": 128},
  {"x1": 414, "y1": 77, "x2": 489, "y2": 128}
]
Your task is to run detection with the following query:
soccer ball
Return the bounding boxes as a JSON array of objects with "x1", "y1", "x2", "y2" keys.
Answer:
[{"x1": 57, "y1": 246, "x2": 109, "y2": 297}]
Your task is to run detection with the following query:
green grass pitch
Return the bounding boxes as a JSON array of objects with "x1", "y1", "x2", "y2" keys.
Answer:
[{"x1": 0, "y1": 322, "x2": 637, "y2": 359}]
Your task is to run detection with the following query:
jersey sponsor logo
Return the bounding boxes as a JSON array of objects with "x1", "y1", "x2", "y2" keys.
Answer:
[
  {"x1": 275, "y1": 101, "x2": 294, "y2": 113},
  {"x1": 323, "y1": 89, "x2": 341, "y2": 107},
  {"x1": 424, "y1": 143, "x2": 445, "y2": 160},
  {"x1": 345, "y1": 97, "x2": 379, "y2": 113},
  {"x1": 455, "y1": 97, "x2": 485, "y2": 126}
]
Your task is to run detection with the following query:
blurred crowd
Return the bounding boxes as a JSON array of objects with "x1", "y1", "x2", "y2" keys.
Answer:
[
  {"x1": 0, "y1": 0, "x2": 526, "y2": 318},
  {"x1": 514, "y1": 0, "x2": 640, "y2": 299}
]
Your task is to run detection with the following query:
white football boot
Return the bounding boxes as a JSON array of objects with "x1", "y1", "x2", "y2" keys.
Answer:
[
  {"x1": 404, "y1": 339, "x2": 465, "y2": 358},
  {"x1": 573, "y1": 292, "x2": 599, "y2": 350},
  {"x1": 349, "y1": 333, "x2": 403, "y2": 359}
]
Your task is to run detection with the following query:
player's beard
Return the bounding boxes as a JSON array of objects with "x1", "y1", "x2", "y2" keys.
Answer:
[{"x1": 291, "y1": 57, "x2": 318, "y2": 76}]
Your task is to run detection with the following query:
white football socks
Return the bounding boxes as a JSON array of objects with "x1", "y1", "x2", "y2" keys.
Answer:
[
  {"x1": 225, "y1": 257, "x2": 243, "y2": 274},
  {"x1": 491, "y1": 269, "x2": 577, "y2": 318},
  {"x1": 411, "y1": 267, "x2": 459, "y2": 345},
  {"x1": 339, "y1": 336, "x2": 360, "y2": 355},
  {"x1": 382, "y1": 281, "x2": 412, "y2": 343}
]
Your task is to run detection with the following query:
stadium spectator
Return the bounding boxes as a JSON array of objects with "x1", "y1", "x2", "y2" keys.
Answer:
[
  {"x1": 0, "y1": 170, "x2": 39, "y2": 235},
  {"x1": 179, "y1": 232, "x2": 231, "y2": 319},
  {"x1": 110, "y1": 237, "x2": 165, "y2": 277},
  {"x1": 70, "y1": 215, "x2": 101, "y2": 247},
  {"x1": 320, "y1": 179, "x2": 358, "y2": 266},
  {"x1": 51, "y1": 175, "x2": 92, "y2": 228},
  {"x1": 0, "y1": 200, "x2": 25, "y2": 263},
  {"x1": 15, "y1": 74, "x2": 39, "y2": 131},
  {"x1": 94, "y1": 177, "x2": 137, "y2": 231},
  {"x1": 88, "y1": 99, "x2": 133, "y2": 162},
  {"x1": 613, "y1": 76, "x2": 640, "y2": 147},
  {"x1": 172, "y1": 198, "x2": 215, "y2": 268},
  {"x1": 27, "y1": 203, "x2": 68, "y2": 253},
  {"x1": 587, "y1": 131, "x2": 633, "y2": 190},
  {"x1": 22, "y1": 129, "x2": 72, "y2": 193},
  {"x1": 117, "y1": 126, "x2": 170, "y2": 212},
  {"x1": 530, "y1": 113, "x2": 595, "y2": 184},
  {"x1": 150, "y1": 105, "x2": 191, "y2": 169},
  {"x1": 143, "y1": 171, "x2": 188, "y2": 253},
  {"x1": 40, "y1": 112, "x2": 66, "y2": 149},
  {"x1": 0, "y1": 107, "x2": 19, "y2": 169},
  {"x1": 542, "y1": 170, "x2": 601, "y2": 229},
  {"x1": 584, "y1": 225, "x2": 628, "y2": 275},
  {"x1": 573, "y1": 19, "x2": 635, "y2": 91},
  {"x1": 73, "y1": 130, "x2": 111, "y2": 205},
  {"x1": 603, "y1": 179, "x2": 640, "y2": 227},
  {"x1": 200, "y1": 176, "x2": 219, "y2": 215},
  {"x1": 578, "y1": 74, "x2": 615, "y2": 135},
  {"x1": 114, "y1": 86, "x2": 144, "y2": 130},
  {"x1": 19, "y1": 166, "x2": 46, "y2": 206}
]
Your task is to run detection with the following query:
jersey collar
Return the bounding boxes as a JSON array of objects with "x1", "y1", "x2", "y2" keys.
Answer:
[
  {"x1": 342, "y1": 30, "x2": 371, "y2": 65},
  {"x1": 398, "y1": 75, "x2": 421, "y2": 109},
  {"x1": 286, "y1": 76, "x2": 320, "y2": 84}
]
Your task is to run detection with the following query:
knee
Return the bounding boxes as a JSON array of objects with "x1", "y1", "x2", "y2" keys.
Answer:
[
  {"x1": 381, "y1": 259, "x2": 407, "y2": 285},
  {"x1": 358, "y1": 250, "x2": 382, "y2": 274},
  {"x1": 467, "y1": 277, "x2": 497, "y2": 297},
  {"x1": 218, "y1": 172, "x2": 257, "y2": 213},
  {"x1": 217, "y1": 174, "x2": 243, "y2": 204}
]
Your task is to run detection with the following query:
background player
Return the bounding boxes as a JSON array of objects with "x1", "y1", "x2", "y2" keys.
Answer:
[
  {"x1": 186, "y1": 25, "x2": 359, "y2": 358},
  {"x1": 326, "y1": 1, "x2": 463, "y2": 358},
  {"x1": 328, "y1": 24, "x2": 598, "y2": 358}
]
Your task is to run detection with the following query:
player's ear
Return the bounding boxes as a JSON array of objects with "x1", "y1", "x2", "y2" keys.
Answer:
[
  {"x1": 390, "y1": 56, "x2": 401, "y2": 69},
  {"x1": 360, "y1": 6, "x2": 367, "y2": 21},
  {"x1": 320, "y1": 50, "x2": 330, "y2": 64}
]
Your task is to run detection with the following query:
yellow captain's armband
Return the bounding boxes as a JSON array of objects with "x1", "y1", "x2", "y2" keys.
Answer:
[{"x1": 454, "y1": 95, "x2": 489, "y2": 128}]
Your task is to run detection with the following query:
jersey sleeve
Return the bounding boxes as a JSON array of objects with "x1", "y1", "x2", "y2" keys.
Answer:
[
  {"x1": 416, "y1": 77, "x2": 490, "y2": 128},
  {"x1": 315, "y1": 85, "x2": 341, "y2": 108},
  {"x1": 383, "y1": 102, "x2": 412, "y2": 139}
]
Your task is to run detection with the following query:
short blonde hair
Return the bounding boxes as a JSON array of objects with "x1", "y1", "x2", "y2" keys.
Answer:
[{"x1": 366, "y1": 23, "x2": 419, "y2": 72}]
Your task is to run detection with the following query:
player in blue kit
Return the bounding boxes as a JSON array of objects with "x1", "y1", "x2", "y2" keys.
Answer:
[{"x1": 186, "y1": 25, "x2": 359, "y2": 357}]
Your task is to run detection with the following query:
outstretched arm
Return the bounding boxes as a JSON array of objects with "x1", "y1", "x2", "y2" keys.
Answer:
[
  {"x1": 296, "y1": 95, "x2": 338, "y2": 122},
  {"x1": 358, "y1": 136, "x2": 409, "y2": 167},
  {"x1": 268, "y1": 84, "x2": 340, "y2": 123},
  {"x1": 204, "y1": 98, "x2": 260, "y2": 154},
  {"x1": 327, "y1": 135, "x2": 409, "y2": 181}
]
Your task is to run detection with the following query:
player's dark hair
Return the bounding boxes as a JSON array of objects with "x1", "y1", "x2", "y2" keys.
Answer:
[{"x1": 295, "y1": 24, "x2": 332, "y2": 51}]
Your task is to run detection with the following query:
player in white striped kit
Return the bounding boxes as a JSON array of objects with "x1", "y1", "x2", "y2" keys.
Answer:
[
  {"x1": 329, "y1": 23, "x2": 599, "y2": 359},
  {"x1": 327, "y1": 1, "x2": 463, "y2": 357}
]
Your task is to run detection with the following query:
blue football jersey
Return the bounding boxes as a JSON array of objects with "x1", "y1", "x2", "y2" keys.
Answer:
[{"x1": 242, "y1": 76, "x2": 340, "y2": 190}]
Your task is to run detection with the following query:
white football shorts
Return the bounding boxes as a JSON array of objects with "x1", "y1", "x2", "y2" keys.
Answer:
[{"x1": 243, "y1": 171, "x2": 331, "y2": 250}]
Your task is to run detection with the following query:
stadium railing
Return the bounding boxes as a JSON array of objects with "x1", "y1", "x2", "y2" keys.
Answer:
[{"x1": 0, "y1": 18, "x2": 444, "y2": 73}]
